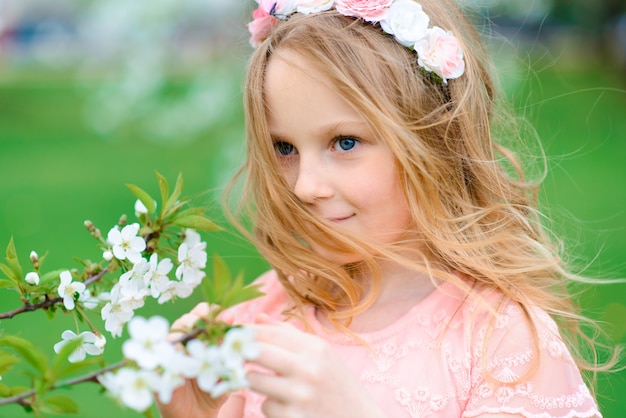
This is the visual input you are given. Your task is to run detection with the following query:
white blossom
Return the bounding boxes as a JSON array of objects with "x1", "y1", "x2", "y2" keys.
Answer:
[
  {"x1": 134, "y1": 199, "x2": 153, "y2": 216},
  {"x1": 101, "y1": 289, "x2": 135, "y2": 338},
  {"x1": 25, "y1": 272, "x2": 40, "y2": 285},
  {"x1": 123, "y1": 316, "x2": 171, "y2": 370},
  {"x1": 103, "y1": 249, "x2": 114, "y2": 261},
  {"x1": 157, "y1": 280, "x2": 194, "y2": 304},
  {"x1": 185, "y1": 339, "x2": 222, "y2": 392},
  {"x1": 106, "y1": 223, "x2": 146, "y2": 263},
  {"x1": 220, "y1": 327, "x2": 260, "y2": 363},
  {"x1": 175, "y1": 233, "x2": 207, "y2": 285},
  {"x1": 152, "y1": 349, "x2": 196, "y2": 404},
  {"x1": 144, "y1": 253, "x2": 174, "y2": 298},
  {"x1": 79, "y1": 289, "x2": 99, "y2": 310},
  {"x1": 99, "y1": 368, "x2": 158, "y2": 412},
  {"x1": 57, "y1": 270, "x2": 86, "y2": 310},
  {"x1": 53, "y1": 330, "x2": 106, "y2": 363},
  {"x1": 117, "y1": 258, "x2": 150, "y2": 304}
]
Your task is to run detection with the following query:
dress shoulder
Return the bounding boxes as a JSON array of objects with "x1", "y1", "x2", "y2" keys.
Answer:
[{"x1": 462, "y1": 293, "x2": 600, "y2": 418}]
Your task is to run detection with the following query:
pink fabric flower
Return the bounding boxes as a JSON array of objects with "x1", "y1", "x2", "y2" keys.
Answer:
[
  {"x1": 335, "y1": 0, "x2": 394, "y2": 22},
  {"x1": 415, "y1": 26, "x2": 465, "y2": 83},
  {"x1": 248, "y1": 6, "x2": 278, "y2": 47}
]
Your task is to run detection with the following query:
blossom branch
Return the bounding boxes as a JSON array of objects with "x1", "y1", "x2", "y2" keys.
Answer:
[
  {"x1": 0, "y1": 360, "x2": 126, "y2": 407},
  {"x1": 0, "y1": 267, "x2": 109, "y2": 320}
]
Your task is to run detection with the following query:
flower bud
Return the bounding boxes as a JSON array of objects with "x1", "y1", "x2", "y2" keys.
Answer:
[
  {"x1": 118, "y1": 214, "x2": 127, "y2": 227},
  {"x1": 103, "y1": 250, "x2": 114, "y2": 261},
  {"x1": 25, "y1": 272, "x2": 40, "y2": 285},
  {"x1": 29, "y1": 251, "x2": 39, "y2": 262},
  {"x1": 84, "y1": 220, "x2": 95, "y2": 232},
  {"x1": 134, "y1": 199, "x2": 149, "y2": 216}
]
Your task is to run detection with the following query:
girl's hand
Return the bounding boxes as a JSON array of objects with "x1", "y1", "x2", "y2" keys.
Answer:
[
  {"x1": 157, "y1": 302, "x2": 243, "y2": 418},
  {"x1": 247, "y1": 315, "x2": 385, "y2": 418}
]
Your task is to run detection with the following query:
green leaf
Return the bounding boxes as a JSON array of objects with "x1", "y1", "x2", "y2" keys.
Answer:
[
  {"x1": 171, "y1": 214, "x2": 221, "y2": 232},
  {"x1": 0, "y1": 277, "x2": 15, "y2": 289},
  {"x1": 155, "y1": 170, "x2": 169, "y2": 215},
  {"x1": 39, "y1": 394, "x2": 78, "y2": 414},
  {"x1": 0, "y1": 351, "x2": 20, "y2": 375},
  {"x1": 54, "y1": 357, "x2": 102, "y2": 380},
  {"x1": 126, "y1": 184, "x2": 157, "y2": 215},
  {"x1": 0, "y1": 263, "x2": 17, "y2": 284},
  {"x1": 4, "y1": 238, "x2": 23, "y2": 287},
  {"x1": 52, "y1": 337, "x2": 84, "y2": 374},
  {"x1": 212, "y1": 255, "x2": 230, "y2": 303},
  {"x1": 39, "y1": 269, "x2": 65, "y2": 285},
  {"x1": 222, "y1": 281, "x2": 264, "y2": 310},
  {"x1": 0, "y1": 335, "x2": 48, "y2": 376},
  {"x1": 164, "y1": 172, "x2": 184, "y2": 216},
  {"x1": 0, "y1": 382, "x2": 11, "y2": 397}
]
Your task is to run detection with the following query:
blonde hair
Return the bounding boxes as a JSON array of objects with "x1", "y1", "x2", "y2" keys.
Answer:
[{"x1": 225, "y1": 0, "x2": 618, "y2": 385}]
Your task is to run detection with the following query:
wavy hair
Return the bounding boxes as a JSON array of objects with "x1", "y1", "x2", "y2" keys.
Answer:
[{"x1": 225, "y1": 0, "x2": 619, "y2": 384}]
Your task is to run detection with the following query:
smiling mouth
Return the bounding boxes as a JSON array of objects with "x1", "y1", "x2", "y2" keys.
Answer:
[{"x1": 328, "y1": 214, "x2": 354, "y2": 223}]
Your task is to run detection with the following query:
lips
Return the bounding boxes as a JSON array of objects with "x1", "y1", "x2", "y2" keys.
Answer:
[{"x1": 327, "y1": 214, "x2": 354, "y2": 223}]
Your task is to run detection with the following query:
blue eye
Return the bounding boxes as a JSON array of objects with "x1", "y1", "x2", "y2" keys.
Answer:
[
  {"x1": 334, "y1": 137, "x2": 358, "y2": 151},
  {"x1": 274, "y1": 141, "x2": 296, "y2": 156}
]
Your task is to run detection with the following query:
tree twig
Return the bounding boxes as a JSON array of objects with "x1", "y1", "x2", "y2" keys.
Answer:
[
  {"x1": 0, "y1": 267, "x2": 109, "y2": 320},
  {"x1": 0, "y1": 360, "x2": 126, "y2": 407}
]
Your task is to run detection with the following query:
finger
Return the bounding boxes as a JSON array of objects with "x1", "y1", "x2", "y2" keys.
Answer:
[
  {"x1": 190, "y1": 302, "x2": 211, "y2": 318},
  {"x1": 247, "y1": 370, "x2": 309, "y2": 404},
  {"x1": 261, "y1": 397, "x2": 303, "y2": 418},
  {"x1": 251, "y1": 323, "x2": 308, "y2": 344},
  {"x1": 250, "y1": 340, "x2": 301, "y2": 376}
]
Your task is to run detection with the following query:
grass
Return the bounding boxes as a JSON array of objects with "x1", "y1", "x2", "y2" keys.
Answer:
[{"x1": 0, "y1": 58, "x2": 625, "y2": 416}]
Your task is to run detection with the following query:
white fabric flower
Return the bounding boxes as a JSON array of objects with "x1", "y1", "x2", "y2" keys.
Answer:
[
  {"x1": 25, "y1": 272, "x2": 40, "y2": 285},
  {"x1": 415, "y1": 26, "x2": 465, "y2": 83},
  {"x1": 259, "y1": 0, "x2": 298, "y2": 15},
  {"x1": 297, "y1": 0, "x2": 334, "y2": 14},
  {"x1": 53, "y1": 330, "x2": 106, "y2": 363},
  {"x1": 380, "y1": 0, "x2": 429, "y2": 47},
  {"x1": 106, "y1": 223, "x2": 146, "y2": 263},
  {"x1": 57, "y1": 270, "x2": 86, "y2": 310},
  {"x1": 122, "y1": 316, "x2": 171, "y2": 370}
]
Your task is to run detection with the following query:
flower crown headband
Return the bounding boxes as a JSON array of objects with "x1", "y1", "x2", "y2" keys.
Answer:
[{"x1": 248, "y1": 0, "x2": 465, "y2": 84}]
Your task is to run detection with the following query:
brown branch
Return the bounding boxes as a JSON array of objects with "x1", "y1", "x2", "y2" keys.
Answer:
[
  {"x1": 0, "y1": 267, "x2": 109, "y2": 320},
  {"x1": 0, "y1": 360, "x2": 126, "y2": 407}
]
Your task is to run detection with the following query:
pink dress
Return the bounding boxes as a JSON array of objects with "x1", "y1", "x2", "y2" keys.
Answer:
[{"x1": 224, "y1": 270, "x2": 601, "y2": 417}]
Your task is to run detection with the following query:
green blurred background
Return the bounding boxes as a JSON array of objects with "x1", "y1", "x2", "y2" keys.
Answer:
[{"x1": 0, "y1": 0, "x2": 625, "y2": 417}]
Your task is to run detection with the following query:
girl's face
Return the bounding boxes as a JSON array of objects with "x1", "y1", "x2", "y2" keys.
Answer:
[{"x1": 264, "y1": 51, "x2": 412, "y2": 263}]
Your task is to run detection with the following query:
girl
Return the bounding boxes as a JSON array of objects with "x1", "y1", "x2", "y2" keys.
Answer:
[{"x1": 160, "y1": 0, "x2": 615, "y2": 416}]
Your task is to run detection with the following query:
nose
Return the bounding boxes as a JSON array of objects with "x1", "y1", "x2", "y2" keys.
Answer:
[{"x1": 293, "y1": 156, "x2": 334, "y2": 204}]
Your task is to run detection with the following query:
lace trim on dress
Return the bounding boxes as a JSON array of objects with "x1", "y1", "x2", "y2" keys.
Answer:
[{"x1": 462, "y1": 404, "x2": 601, "y2": 418}]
